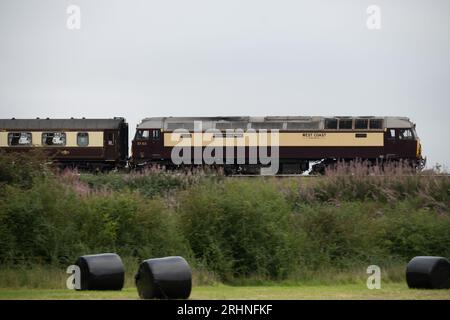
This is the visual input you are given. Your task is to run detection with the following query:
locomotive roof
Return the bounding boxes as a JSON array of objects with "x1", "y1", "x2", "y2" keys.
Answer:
[
  {"x1": 0, "y1": 118, "x2": 126, "y2": 130},
  {"x1": 137, "y1": 116, "x2": 414, "y2": 129}
]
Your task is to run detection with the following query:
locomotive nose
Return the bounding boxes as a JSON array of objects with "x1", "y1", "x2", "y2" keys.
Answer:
[
  {"x1": 416, "y1": 139, "x2": 426, "y2": 169},
  {"x1": 416, "y1": 140, "x2": 422, "y2": 158}
]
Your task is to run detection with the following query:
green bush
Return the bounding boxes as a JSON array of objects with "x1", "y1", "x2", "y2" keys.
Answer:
[
  {"x1": 78, "y1": 192, "x2": 189, "y2": 259},
  {"x1": 0, "y1": 150, "x2": 49, "y2": 188},
  {"x1": 379, "y1": 203, "x2": 450, "y2": 260},
  {"x1": 178, "y1": 180, "x2": 300, "y2": 280},
  {"x1": 0, "y1": 175, "x2": 190, "y2": 265},
  {"x1": 293, "y1": 202, "x2": 387, "y2": 270},
  {"x1": 0, "y1": 176, "x2": 80, "y2": 264}
]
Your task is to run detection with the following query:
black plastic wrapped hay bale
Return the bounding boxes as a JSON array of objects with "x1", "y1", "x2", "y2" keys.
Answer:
[
  {"x1": 75, "y1": 253, "x2": 125, "y2": 290},
  {"x1": 135, "y1": 256, "x2": 192, "y2": 299},
  {"x1": 406, "y1": 256, "x2": 450, "y2": 289}
]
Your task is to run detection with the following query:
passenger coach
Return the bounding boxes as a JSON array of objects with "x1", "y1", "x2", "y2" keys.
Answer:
[{"x1": 0, "y1": 117, "x2": 128, "y2": 171}]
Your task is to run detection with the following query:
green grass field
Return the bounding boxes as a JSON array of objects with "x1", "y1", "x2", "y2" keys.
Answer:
[{"x1": 1, "y1": 284, "x2": 449, "y2": 300}]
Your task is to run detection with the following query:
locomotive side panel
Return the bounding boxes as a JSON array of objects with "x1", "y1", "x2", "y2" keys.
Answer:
[{"x1": 132, "y1": 116, "x2": 424, "y2": 172}]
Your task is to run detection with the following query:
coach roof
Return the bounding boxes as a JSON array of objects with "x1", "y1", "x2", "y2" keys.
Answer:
[{"x1": 0, "y1": 118, "x2": 126, "y2": 130}]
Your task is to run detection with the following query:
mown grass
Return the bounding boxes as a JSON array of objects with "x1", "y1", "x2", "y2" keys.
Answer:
[
  {"x1": 0, "y1": 284, "x2": 449, "y2": 300},
  {"x1": 0, "y1": 263, "x2": 405, "y2": 289}
]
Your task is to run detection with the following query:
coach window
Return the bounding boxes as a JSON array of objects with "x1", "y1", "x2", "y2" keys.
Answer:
[
  {"x1": 338, "y1": 119, "x2": 352, "y2": 130},
  {"x1": 107, "y1": 133, "x2": 115, "y2": 146},
  {"x1": 324, "y1": 118, "x2": 338, "y2": 129},
  {"x1": 77, "y1": 132, "x2": 89, "y2": 147},
  {"x1": 152, "y1": 130, "x2": 160, "y2": 140},
  {"x1": 8, "y1": 132, "x2": 32, "y2": 146},
  {"x1": 369, "y1": 119, "x2": 383, "y2": 130},
  {"x1": 42, "y1": 132, "x2": 66, "y2": 146},
  {"x1": 399, "y1": 129, "x2": 414, "y2": 140},
  {"x1": 355, "y1": 119, "x2": 368, "y2": 130}
]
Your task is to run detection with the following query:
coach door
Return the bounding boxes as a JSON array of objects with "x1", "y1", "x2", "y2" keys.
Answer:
[{"x1": 104, "y1": 130, "x2": 117, "y2": 160}]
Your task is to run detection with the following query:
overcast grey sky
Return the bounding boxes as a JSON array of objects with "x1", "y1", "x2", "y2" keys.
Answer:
[{"x1": 0, "y1": 0, "x2": 449, "y2": 168}]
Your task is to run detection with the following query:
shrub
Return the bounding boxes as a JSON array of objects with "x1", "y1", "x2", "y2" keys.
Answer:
[
  {"x1": 0, "y1": 176, "x2": 82, "y2": 264},
  {"x1": 78, "y1": 192, "x2": 189, "y2": 259},
  {"x1": 379, "y1": 203, "x2": 450, "y2": 260},
  {"x1": 292, "y1": 202, "x2": 386, "y2": 270},
  {"x1": 178, "y1": 179, "x2": 300, "y2": 280},
  {"x1": 0, "y1": 150, "x2": 49, "y2": 188},
  {"x1": 0, "y1": 175, "x2": 190, "y2": 265}
]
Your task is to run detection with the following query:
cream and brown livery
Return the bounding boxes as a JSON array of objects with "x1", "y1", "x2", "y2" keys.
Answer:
[
  {"x1": 0, "y1": 117, "x2": 128, "y2": 171},
  {"x1": 132, "y1": 116, "x2": 425, "y2": 174},
  {"x1": 0, "y1": 116, "x2": 425, "y2": 173}
]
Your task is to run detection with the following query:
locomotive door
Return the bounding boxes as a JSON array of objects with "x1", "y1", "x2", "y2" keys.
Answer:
[
  {"x1": 104, "y1": 130, "x2": 117, "y2": 160},
  {"x1": 384, "y1": 128, "x2": 398, "y2": 158},
  {"x1": 149, "y1": 129, "x2": 163, "y2": 158}
]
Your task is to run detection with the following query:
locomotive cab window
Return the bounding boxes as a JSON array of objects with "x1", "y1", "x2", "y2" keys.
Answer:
[
  {"x1": 8, "y1": 132, "x2": 32, "y2": 146},
  {"x1": 77, "y1": 132, "x2": 89, "y2": 147},
  {"x1": 152, "y1": 130, "x2": 160, "y2": 140},
  {"x1": 355, "y1": 119, "x2": 368, "y2": 130},
  {"x1": 387, "y1": 129, "x2": 396, "y2": 139},
  {"x1": 324, "y1": 118, "x2": 338, "y2": 129},
  {"x1": 135, "y1": 130, "x2": 150, "y2": 140},
  {"x1": 42, "y1": 132, "x2": 66, "y2": 146},
  {"x1": 399, "y1": 128, "x2": 414, "y2": 140}
]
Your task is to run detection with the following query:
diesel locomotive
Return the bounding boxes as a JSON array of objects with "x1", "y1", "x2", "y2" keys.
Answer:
[{"x1": 132, "y1": 116, "x2": 425, "y2": 174}]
